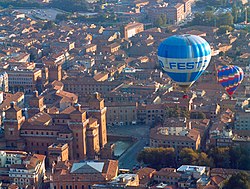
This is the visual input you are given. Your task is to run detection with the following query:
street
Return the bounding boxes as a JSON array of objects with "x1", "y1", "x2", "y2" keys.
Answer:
[
  {"x1": 118, "y1": 137, "x2": 147, "y2": 169},
  {"x1": 107, "y1": 124, "x2": 150, "y2": 170}
]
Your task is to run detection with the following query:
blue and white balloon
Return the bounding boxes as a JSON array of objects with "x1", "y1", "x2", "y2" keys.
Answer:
[{"x1": 158, "y1": 34, "x2": 211, "y2": 88}]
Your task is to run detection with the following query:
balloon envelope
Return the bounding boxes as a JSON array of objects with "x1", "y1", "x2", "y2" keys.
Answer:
[
  {"x1": 158, "y1": 34, "x2": 211, "y2": 88},
  {"x1": 217, "y1": 65, "x2": 244, "y2": 96}
]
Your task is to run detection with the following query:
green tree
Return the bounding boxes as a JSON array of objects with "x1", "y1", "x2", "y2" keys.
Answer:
[
  {"x1": 154, "y1": 16, "x2": 163, "y2": 27},
  {"x1": 179, "y1": 148, "x2": 199, "y2": 165},
  {"x1": 161, "y1": 14, "x2": 167, "y2": 26},
  {"x1": 165, "y1": 106, "x2": 180, "y2": 118},
  {"x1": 217, "y1": 13, "x2": 234, "y2": 27},
  {"x1": 137, "y1": 147, "x2": 175, "y2": 169},
  {"x1": 51, "y1": 0, "x2": 87, "y2": 12},
  {"x1": 56, "y1": 13, "x2": 70, "y2": 22},
  {"x1": 232, "y1": 4, "x2": 238, "y2": 23},
  {"x1": 197, "y1": 152, "x2": 214, "y2": 167},
  {"x1": 218, "y1": 25, "x2": 233, "y2": 35},
  {"x1": 42, "y1": 21, "x2": 56, "y2": 30},
  {"x1": 223, "y1": 172, "x2": 250, "y2": 189},
  {"x1": 208, "y1": 147, "x2": 231, "y2": 168}
]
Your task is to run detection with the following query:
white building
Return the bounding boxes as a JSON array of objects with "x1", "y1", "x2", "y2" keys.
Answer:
[
  {"x1": 0, "y1": 151, "x2": 45, "y2": 188},
  {"x1": 177, "y1": 165, "x2": 207, "y2": 179}
]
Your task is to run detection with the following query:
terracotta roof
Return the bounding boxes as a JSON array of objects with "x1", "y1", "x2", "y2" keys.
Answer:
[
  {"x1": 211, "y1": 175, "x2": 225, "y2": 185},
  {"x1": 28, "y1": 112, "x2": 51, "y2": 125},
  {"x1": 61, "y1": 106, "x2": 76, "y2": 114},
  {"x1": 203, "y1": 185, "x2": 218, "y2": 189},
  {"x1": 136, "y1": 167, "x2": 156, "y2": 179}
]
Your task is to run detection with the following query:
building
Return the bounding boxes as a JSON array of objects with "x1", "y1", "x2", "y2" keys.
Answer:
[
  {"x1": 0, "y1": 92, "x2": 107, "y2": 161},
  {"x1": 101, "y1": 42, "x2": 120, "y2": 54},
  {"x1": 137, "y1": 104, "x2": 166, "y2": 125},
  {"x1": 48, "y1": 143, "x2": 69, "y2": 166},
  {"x1": 50, "y1": 160, "x2": 118, "y2": 189},
  {"x1": 182, "y1": 0, "x2": 192, "y2": 16},
  {"x1": 0, "y1": 71, "x2": 8, "y2": 92},
  {"x1": 177, "y1": 165, "x2": 209, "y2": 189},
  {"x1": 44, "y1": 61, "x2": 62, "y2": 82},
  {"x1": 0, "y1": 151, "x2": 45, "y2": 188},
  {"x1": 234, "y1": 109, "x2": 250, "y2": 130},
  {"x1": 150, "y1": 126, "x2": 201, "y2": 152},
  {"x1": 91, "y1": 173, "x2": 139, "y2": 188},
  {"x1": 153, "y1": 168, "x2": 181, "y2": 186},
  {"x1": 63, "y1": 76, "x2": 123, "y2": 98},
  {"x1": 124, "y1": 22, "x2": 144, "y2": 40},
  {"x1": 166, "y1": 3, "x2": 185, "y2": 24},
  {"x1": 106, "y1": 102, "x2": 137, "y2": 126},
  {"x1": 7, "y1": 68, "x2": 42, "y2": 93},
  {"x1": 136, "y1": 167, "x2": 156, "y2": 187}
]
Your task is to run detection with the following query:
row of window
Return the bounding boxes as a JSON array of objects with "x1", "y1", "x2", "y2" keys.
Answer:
[
  {"x1": 54, "y1": 185, "x2": 88, "y2": 189},
  {"x1": 21, "y1": 130, "x2": 56, "y2": 136},
  {"x1": 151, "y1": 140, "x2": 194, "y2": 146}
]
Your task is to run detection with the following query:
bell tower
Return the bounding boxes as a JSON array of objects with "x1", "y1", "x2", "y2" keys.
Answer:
[
  {"x1": 4, "y1": 102, "x2": 25, "y2": 149},
  {"x1": 88, "y1": 92, "x2": 107, "y2": 148},
  {"x1": 28, "y1": 90, "x2": 45, "y2": 117}
]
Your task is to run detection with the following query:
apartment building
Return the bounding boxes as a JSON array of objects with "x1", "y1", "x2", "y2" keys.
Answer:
[{"x1": 0, "y1": 151, "x2": 45, "y2": 188}]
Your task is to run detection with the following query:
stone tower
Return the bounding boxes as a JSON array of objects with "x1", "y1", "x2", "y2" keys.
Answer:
[
  {"x1": 68, "y1": 104, "x2": 88, "y2": 159},
  {"x1": 46, "y1": 62, "x2": 62, "y2": 82},
  {"x1": 4, "y1": 102, "x2": 25, "y2": 149},
  {"x1": 88, "y1": 92, "x2": 107, "y2": 148},
  {"x1": 28, "y1": 90, "x2": 45, "y2": 117}
]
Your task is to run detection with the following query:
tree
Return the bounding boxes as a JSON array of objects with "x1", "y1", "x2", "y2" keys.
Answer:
[
  {"x1": 50, "y1": 0, "x2": 87, "y2": 12},
  {"x1": 218, "y1": 25, "x2": 233, "y2": 35},
  {"x1": 42, "y1": 21, "x2": 56, "y2": 30},
  {"x1": 197, "y1": 152, "x2": 214, "y2": 167},
  {"x1": 179, "y1": 148, "x2": 199, "y2": 165},
  {"x1": 232, "y1": 4, "x2": 238, "y2": 23},
  {"x1": 217, "y1": 13, "x2": 234, "y2": 27},
  {"x1": 208, "y1": 147, "x2": 231, "y2": 168},
  {"x1": 154, "y1": 16, "x2": 163, "y2": 27},
  {"x1": 56, "y1": 13, "x2": 70, "y2": 22},
  {"x1": 223, "y1": 172, "x2": 250, "y2": 189},
  {"x1": 166, "y1": 105, "x2": 180, "y2": 118},
  {"x1": 137, "y1": 147, "x2": 175, "y2": 169}
]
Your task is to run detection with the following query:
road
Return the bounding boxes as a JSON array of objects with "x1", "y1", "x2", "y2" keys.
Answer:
[
  {"x1": 107, "y1": 124, "x2": 150, "y2": 170},
  {"x1": 118, "y1": 137, "x2": 147, "y2": 169}
]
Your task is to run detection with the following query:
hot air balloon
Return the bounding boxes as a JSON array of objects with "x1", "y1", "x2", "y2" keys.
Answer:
[
  {"x1": 217, "y1": 65, "x2": 244, "y2": 97},
  {"x1": 158, "y1": 34, "x2": 211, "y2": 94}
]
